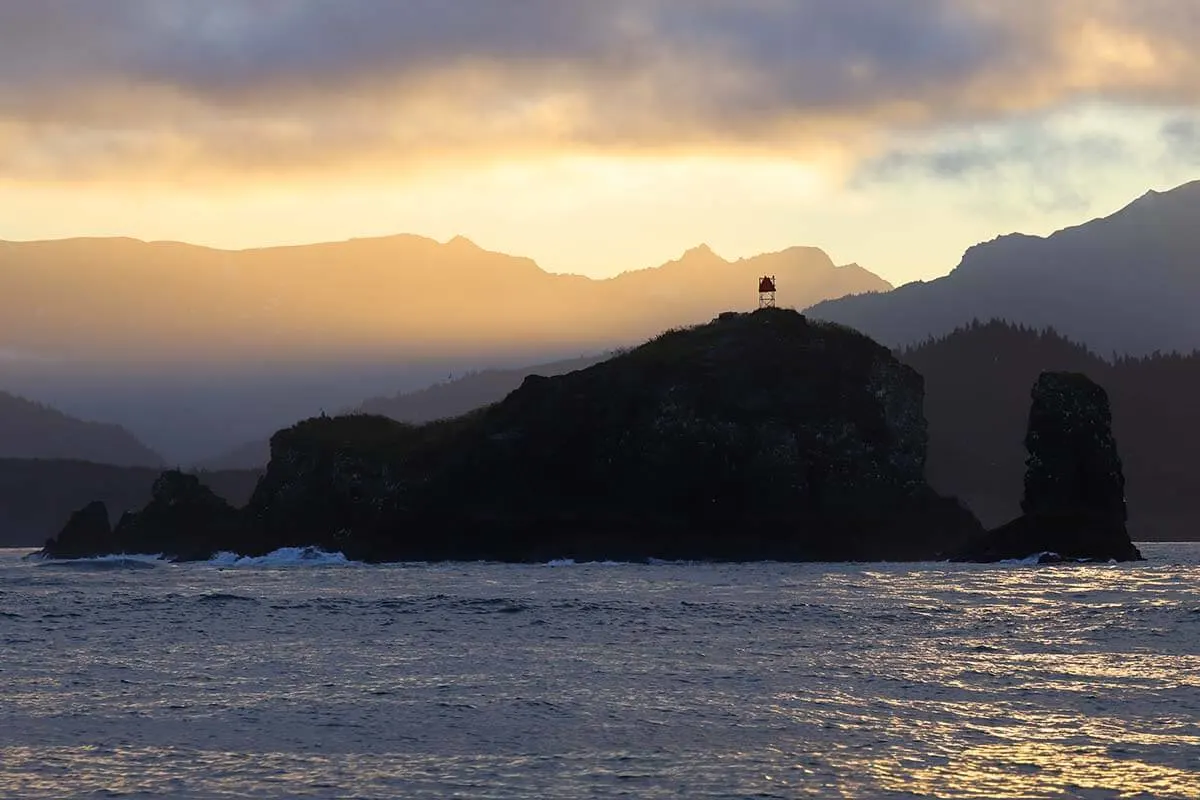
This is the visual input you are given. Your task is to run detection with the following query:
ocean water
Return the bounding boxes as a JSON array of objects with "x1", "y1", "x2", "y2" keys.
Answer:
[{"x1": 1, "y1": 545, "x2": 1198, "y2": 799}]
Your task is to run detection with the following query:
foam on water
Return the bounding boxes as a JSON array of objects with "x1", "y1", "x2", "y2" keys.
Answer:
[
  {"x1": 999, "y1": 551, "x2": 1060, "y2": 566},
  {"x1": 208, "y1": 546, "x2": 354, "y2": 567}
]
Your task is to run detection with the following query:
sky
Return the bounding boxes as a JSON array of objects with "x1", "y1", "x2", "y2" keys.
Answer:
[{"x1": 2, "y1": 1, "x2": 1200, "y2": 286}]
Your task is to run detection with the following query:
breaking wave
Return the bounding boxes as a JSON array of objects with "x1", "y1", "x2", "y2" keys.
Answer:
[{"x1": 208, "y1": 547, "x2": 356, "y2": 567}]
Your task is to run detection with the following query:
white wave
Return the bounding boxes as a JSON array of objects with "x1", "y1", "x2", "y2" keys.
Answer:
[
  {"x1": 545, "y1": 559, "x2": 577, "y2": 567},
  {"x1": 208, "y1": 547, "x2": 355, "y2": 567},
  {"x1": 1000, "y1": 552, "x2": 1061, "y2": 566}
]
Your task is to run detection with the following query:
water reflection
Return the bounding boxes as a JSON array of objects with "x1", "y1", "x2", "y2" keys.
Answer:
[{"x1": 0, "y1": 544, "x2": 1197, "y2": 798}]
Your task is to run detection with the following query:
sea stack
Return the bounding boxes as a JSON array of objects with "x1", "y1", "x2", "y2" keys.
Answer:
[{"x1": 959, "y1": 371, "x2": 1142, "y2": 562}]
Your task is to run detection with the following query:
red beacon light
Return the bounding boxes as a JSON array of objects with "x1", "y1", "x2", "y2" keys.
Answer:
[{"x1": 758, "y1": 276, "x2": 777, "y2": 309}]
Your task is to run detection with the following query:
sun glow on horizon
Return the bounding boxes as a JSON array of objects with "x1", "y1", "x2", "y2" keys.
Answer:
[{"x1": 4, "y1": 110, "x2": 1199, "y2": 290}]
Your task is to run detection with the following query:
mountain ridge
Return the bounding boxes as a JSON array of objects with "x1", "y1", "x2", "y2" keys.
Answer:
[
  {"x1": 0, "y1": 391, "x2": 165, "y2": 467},
  {"x1": 807, "y1": 179, "x2": 1200, "y2": 356},
  {"x1": 0, "y1": 233, "x2": 891, "y2": 366}
]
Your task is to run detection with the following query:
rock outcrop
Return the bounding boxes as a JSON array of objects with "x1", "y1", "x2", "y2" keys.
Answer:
[
  {"x1": 42, "y1": 309, "x2": 984, "y2": 562},
  {"x1": 113, "y1": 471, "x2": 246, "y2": 560},
  {"x1": 41, "y1": 501, "x2": 113, "y2": 559},
  {"x1": 42, "y1": 470, "x2": 245, "y2": 560},
  {"x1": 957, "y1": 372, "x2": 1142, "y2": 562}
]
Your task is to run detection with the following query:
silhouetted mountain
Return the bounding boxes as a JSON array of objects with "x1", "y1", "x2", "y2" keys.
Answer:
[
  {"x1": 0, "y1": 235, "x2": 890, "y2": 364},
  {"x1": 0, "y1": 459, "x2": 260, "y2": 547},
  {"x1": 900, "y1": 319, "x2": 1200, "y2": 540},
  {"x1": 809, "y1": 180, "x2": 1200, "y2": 356},
  {"x1": 0, "y1": 391, "x2": 164, "y2": 467}
]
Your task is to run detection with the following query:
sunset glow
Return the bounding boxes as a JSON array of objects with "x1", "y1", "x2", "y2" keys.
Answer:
[{"x1": 1, "y1": 2, "x2": 1199, "y2": 284}]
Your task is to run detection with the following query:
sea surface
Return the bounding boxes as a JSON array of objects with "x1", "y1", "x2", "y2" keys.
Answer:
[{"x1": 1, "y1": 544, "x2": 1198, "y2": 799}]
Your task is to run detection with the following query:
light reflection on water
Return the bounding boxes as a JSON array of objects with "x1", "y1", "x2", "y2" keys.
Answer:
[{"x1": 1, "y1": 544, "x2": 1198, "y2": 798}]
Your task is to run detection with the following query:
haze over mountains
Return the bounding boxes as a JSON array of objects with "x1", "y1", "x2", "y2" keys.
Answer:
[
  {"x1": 0, "y1": 235, "x2": 886, "y2": 364},
  {"x1": 808, "y1": 180, "x2": 1200, "y2": 356},
  {"x1": 200, "y1": 355, "x2": 608, "y2": 470},
  {"x1": 5, "y1": 179, "x2": 1200, "y2": 465},
  {"x1": 0, "y1": 391, "x2": 163, "y2": 467},
  {"x1": 0, "y1": 236, "x2": 885, "y2": 462}
]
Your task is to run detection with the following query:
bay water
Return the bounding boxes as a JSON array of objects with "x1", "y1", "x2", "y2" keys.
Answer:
[{"x1": 2, "y1": 544, "x2": 1198, "y2": 798}]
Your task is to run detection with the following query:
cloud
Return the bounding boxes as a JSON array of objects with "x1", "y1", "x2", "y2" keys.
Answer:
[
  {"x1": 1162, "y1": 116, "x2": 1200, "y2": 163},
  {"x1": 848, "y1": 101, "x2": 1152, "y2": 215},
  {"x1": 2, "y1": 1, "x2": 1200, "y2": 181},
  {"x1": 857, "y1": 129, "x2": 1129, "y2": 183}
]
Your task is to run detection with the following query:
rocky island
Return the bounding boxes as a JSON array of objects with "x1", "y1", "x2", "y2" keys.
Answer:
[
  {"x1": 956, "y1": 371, "x2": 1142, "y2": 562},
  {"x1": 41, "y1": 310, "x2": 1141, "y2": 564},
  {"x1": 44, "y1": 309, "x2": 986, "y2": 562}
]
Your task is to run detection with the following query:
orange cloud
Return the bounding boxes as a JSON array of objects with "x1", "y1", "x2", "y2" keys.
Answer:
[{"x1": 0, "y1": 2, "x2": 1198, "y2": 184}]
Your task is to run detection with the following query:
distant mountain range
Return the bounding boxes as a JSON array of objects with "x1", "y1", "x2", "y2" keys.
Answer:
[
  {"x1": 809, "y1": 180, "x2": 1200, "y2": 356},
  {"x1": 9, "y1": 178, "x2": 1200, "y2": 463},
  {"x1": 0, "y1": 391, "x2": 164, "y2": 467},
  {"x1": 0, "y1": 235, "x2": 887, "y2": 462},
  {"x1": 0, "y1": 235, "x2": 889, "y2": 364}
]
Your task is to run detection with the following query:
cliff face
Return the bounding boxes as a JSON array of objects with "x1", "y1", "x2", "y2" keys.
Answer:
[
  {"x1": 244, "y1": 414, "x2": 451, "y2": 555},
  {"x1": 43, "y1": 310, "x2": 983, "y2": 562},
  {"x1": 958, "y1": 372, "x2": 1141, "y2": 562}
]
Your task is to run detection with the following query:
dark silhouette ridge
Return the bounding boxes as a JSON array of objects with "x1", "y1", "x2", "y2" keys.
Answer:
[
  {"x1": 0, "y1": 459, "x2": 261, "y2": 547},
  {"x1": 42, "y1": 310, "x2": 983, "y2": 563},
  {"x1": 900, "y1": 319, "x2": 1200, "y2": 541},
  {"x1": 0, "y1": 390, "x2": 164, "y2": 467},
  {"x1": 808, "y1": 179, "x2": 1200, "y2": 356},
  {"x1": 956, "y1": 372, "x2": 1141, "y2": 563},
  {"x1": 190, "y1": 318, "x2": 1200, "y2": 542},
  {"x1": 198, "y1": 354, "x2": 612, "y2": 470}
]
